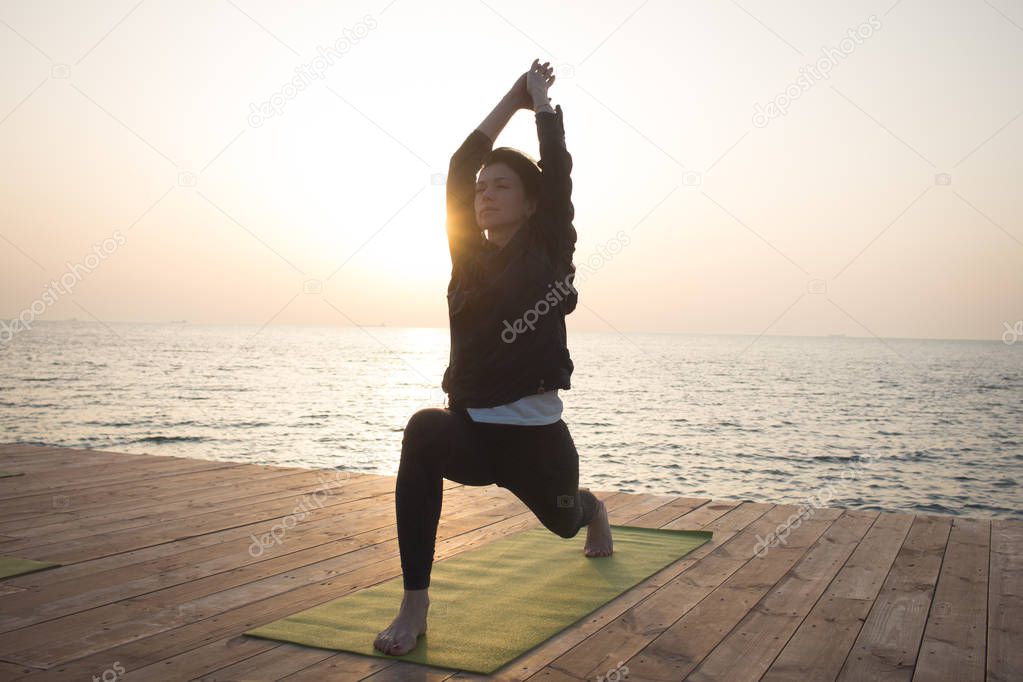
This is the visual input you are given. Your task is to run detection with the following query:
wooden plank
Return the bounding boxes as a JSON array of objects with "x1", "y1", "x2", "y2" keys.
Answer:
[
  {"x1": 0, "y1": 452, "x2": 204, "y2": 484},
  {"x1": 0, "y1": 443, "x2": 54, "y2": 455},
  {"x1": 0, "y1": 466, "x2": 335, "y2": 533},
  {"x1": 0, "y1": 457, "x2": 244, "y2": 503},
  {"x1": 2, "y1": 472, "x2": 407, "y2": 563},
  {"x1": 912, "y1": 516, "x2": 989, "y2": 681},
  {"x1": 0, "y1": 466, "x2": 331, "y2": 534},
  {"x1": 0, "y1": 450, "x2": 253, "y2": 485},
  {"x1": 0, "y1": 444, "x2": 102, "y2": 459},
  {"x1": 0, "y1": 448, "x2": 102, "y2": 463},
  {"x1": 836, "y1": 514, "x2": 952, "y2": 681},
  {"x1": 761, "y1": 511, "x2": 915, "y2": 681},
  {"x1": 7, "y1": 445, "x2": 210, "y2": 464},
  {"x1": 0, "y1": 445, "x2": 203, "y2": 467},
  {"x1": 199, "y1": 642, "x2": 338, "y2": 680},
  {"x1": 167, "y1": 639, "x2": 336, "y2": 681},
  {"x1": 987, "y1": 519, "x2": 1023, "y2": 682},
  {"x1": 662, "y1": 500, "x2": 743, "y2": 530},
  {"x1": 606, "y1": 505, "x2": 844, "y2": 680},
  {"x1": 0, "y1": 466, "x2": 366, "y2": 542},
  {"x1": 688, "y1": 509, "x2": 878, "y2": 680},
  {"x1": 521, "y1": 503, "x2": 810, "y2": 680},
  {"x1": 0, "y1": 445, "x2": 188, "y2": 467},
  {"x1": 0, "y1": 453, "x2": 178, "y2": 484},
  {"x1": 604, "y1": 492, "x2": 686, "y2": 526},
  {"x1": 625, "y1": 496, "x2": 710, "y2": 528},
  {"x1": 0, "y1": 443, "x2": 114, "y2": 456},
  {"x1": 0, "y1": 660, "x2": 35, "y2": 682},
  {"x1": 0, "y1": 474, "x2": 422, "y2": 589}
]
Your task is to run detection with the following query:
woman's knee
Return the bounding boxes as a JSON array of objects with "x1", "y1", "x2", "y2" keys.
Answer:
[
  {"x1": 545, "y1": 492, "x2": 587, "y2": 539},
  {"x1": 402, "y1": 407, "x2": 449, "y2": 447},
  {"x1": 550, "y1": 514, "x2": 584, "y2": 539},
  {"x1": 399, "y1": 407, "x2": 454, "y2": 471}
]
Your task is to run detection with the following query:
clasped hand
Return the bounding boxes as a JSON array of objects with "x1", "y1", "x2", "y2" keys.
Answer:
[{"x1": 508, "y1": 58, "x2": 556, "y2": 111}]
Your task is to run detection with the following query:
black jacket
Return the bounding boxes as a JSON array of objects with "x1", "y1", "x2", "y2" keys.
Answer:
[{"x1": 442, "y1": 104, "x2": 578, "y2": 410}]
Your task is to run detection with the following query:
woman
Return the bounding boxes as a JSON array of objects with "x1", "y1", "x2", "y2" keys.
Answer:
[{"x1": 373, "y1": 59, "x2": 613, "y2": 657}]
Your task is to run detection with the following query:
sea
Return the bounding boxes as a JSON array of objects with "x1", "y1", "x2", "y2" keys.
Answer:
[{"x1": 2, "y1": 321, "x2": 1020, "y2": 520}]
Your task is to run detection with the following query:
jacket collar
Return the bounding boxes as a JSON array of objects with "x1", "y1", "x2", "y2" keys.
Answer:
[{"x1": 481, "y1": 220, "x2": 531, "y2": 271}]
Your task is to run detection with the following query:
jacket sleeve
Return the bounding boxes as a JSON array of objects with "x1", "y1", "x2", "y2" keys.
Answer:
[
  {"x1": 534, "y1": 104, "x2": 577, "y2": 265},
  {"x1": 446, "y1": 128, "x2": 494, "y2": 266}
]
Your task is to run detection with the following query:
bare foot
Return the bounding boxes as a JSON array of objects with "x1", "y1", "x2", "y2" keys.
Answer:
[
  {"x1": 584, "y1": 497, "x2": 613, "y2": 557},
  {"x1": 373, "y1": 589, "x2": 429, "y2": 656}
]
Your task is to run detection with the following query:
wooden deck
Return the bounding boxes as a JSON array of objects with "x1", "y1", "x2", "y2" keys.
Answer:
[{"x1": 0, "y1": 443, "x2": 1018, "y2": 681}]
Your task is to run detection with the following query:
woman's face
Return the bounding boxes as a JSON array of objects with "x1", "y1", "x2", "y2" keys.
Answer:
[{"x1": 475, "y1": 162, "x2": 536, "y2": 232}]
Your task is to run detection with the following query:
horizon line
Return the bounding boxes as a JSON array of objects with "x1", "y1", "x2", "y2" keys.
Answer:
[{"x1": 13, "y1": 318, "x2": 1016, "y2": 344}]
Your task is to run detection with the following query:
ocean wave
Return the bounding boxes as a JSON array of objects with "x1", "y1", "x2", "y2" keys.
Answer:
[
  {"x1": 809, "y1": 453, "x2": 873, "y2": 463},
  {"x1": 910, "y1": 501, "x2": 960, "y2": 515},
  {"x1": 130, "y1": 435, "x2": 209, "y2": 444},
  {"x1": 894, "y1": 450, "x2": 936, "y2": 461}
]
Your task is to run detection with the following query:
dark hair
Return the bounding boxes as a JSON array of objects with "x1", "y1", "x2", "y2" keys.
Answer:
[{"x1": 479, "y1": 147, "x2": 542, "y2": 202}]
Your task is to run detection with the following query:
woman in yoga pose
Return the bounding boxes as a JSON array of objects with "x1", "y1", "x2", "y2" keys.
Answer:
[{"x1": 373, "y1": 59, "x2": 613, "y2": 657}]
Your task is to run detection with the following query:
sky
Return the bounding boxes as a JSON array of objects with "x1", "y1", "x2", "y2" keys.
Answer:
[{"x1": 1, "y1": 0, "x2": 1021, "y2": 342}]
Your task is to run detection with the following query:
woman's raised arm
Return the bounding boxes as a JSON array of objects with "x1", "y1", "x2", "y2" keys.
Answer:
[
  {"x1": 479, "y1": 59, "x2": 553, "y2": 137},
  {"x1": 445, "y1": 127, "x2": 492, "y2": 266},
  {"x1": 446, "y1": 60, "x2": 553, "y2": 266},
  {"x1": 534, "y1": 99, "x2": 576, "y2": 269}
]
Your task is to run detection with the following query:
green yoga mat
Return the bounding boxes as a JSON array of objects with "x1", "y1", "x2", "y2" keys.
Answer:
[
  {"x1": 244, "y1": 524, "x2": 712, "y2": 674},
  {"x1": 0, "y1": 556, "x2": 61, "y2": 579},
  {"x1": 0, "y1": 471, "x2": 24, "y2": 478}
]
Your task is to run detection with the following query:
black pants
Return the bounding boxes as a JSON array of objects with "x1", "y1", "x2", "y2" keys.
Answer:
[{"x1": 395, "y1": 406, "x2": 599, "y2": 590}]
